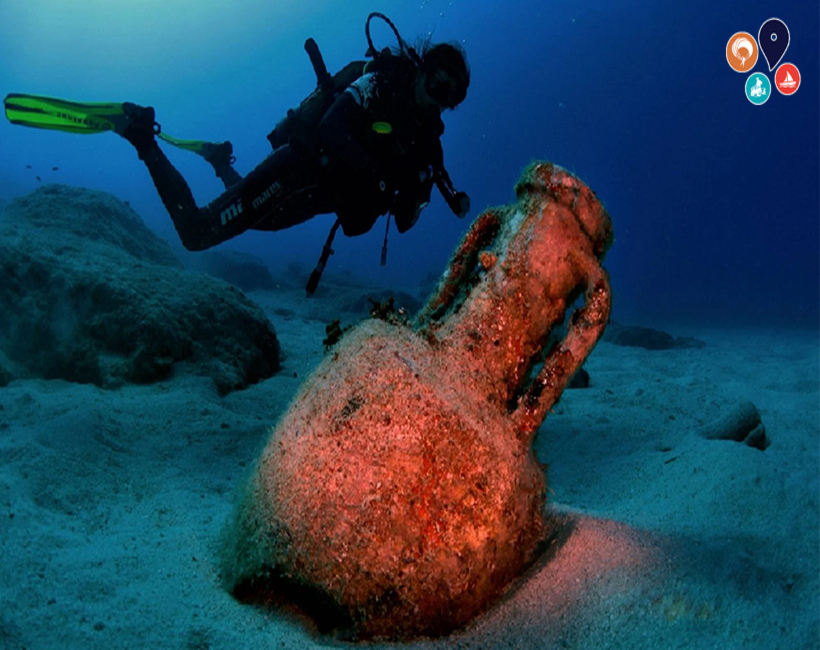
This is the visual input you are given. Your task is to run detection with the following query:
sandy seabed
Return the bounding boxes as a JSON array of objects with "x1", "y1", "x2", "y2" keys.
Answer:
[{"x1": 1, "y1": 285, "x2": 817, "y2": 650}]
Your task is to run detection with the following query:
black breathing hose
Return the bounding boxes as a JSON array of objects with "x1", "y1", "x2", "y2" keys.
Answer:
[{"x1": 366, "y1": 12, "x2": 419, "y2": 64}]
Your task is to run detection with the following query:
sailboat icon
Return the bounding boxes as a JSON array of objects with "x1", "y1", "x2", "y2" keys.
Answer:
[
  {"x1": 775, "y1": 64, "x2": 801, "y2": 95},
  {"x1": 779, "y1": 71, "x2": 797, "y2": 89}
]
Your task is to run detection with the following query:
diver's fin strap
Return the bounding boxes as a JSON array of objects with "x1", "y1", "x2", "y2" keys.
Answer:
[
  {"x1": 157, "y1": 132, "x2": 203, "y2": 151},
  {"x1": 157, "y1": 133, "x2": 235, "y2": 163}
]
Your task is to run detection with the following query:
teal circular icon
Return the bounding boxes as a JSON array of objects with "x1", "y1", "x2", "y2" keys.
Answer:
[{"x1": 745, "y1": 72, "x2": 771, "y2": 105}]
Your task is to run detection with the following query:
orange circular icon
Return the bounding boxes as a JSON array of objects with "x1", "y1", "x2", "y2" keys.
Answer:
[
  {"x1": 726, "y1": 32, "x2": 759, "y2": 72},
  {"x1": 775, "y1": 63, "x2": 800, "y2": 95}
]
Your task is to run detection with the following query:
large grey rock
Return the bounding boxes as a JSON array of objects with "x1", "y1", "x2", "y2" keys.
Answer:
[
  {"x1": 7, "y1": 184, "x2": 180, "y2": 268},
  {"x1": 194, "y1": 250, "x2": 276, "y2": 292},
  {"x1": 0, "y1": 185, "x2": 280, "y2": 394},
  {"x1": 603, "y1": 321, "x2": 705, "y2": 350},
  {"x1": 0, "y1": 349, "x2": 12, "y2": 387}
]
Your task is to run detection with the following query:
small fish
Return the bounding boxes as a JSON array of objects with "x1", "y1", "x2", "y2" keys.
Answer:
[
  {"x1": 52, "y1": 166, "x2": 59, "y2": 171},
  {"x1": 25, "y1": 164, "x2": 32, "y2": 169},
  {"x1": 35, "y1": 176, "x2": 41, "y2": 181}
]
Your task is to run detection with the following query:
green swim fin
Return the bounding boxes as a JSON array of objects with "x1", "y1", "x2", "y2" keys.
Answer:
[
  {"x1": 3, "y1": 93, "x2": 129, "y2": 134},
  {"x1": 6, "y1": 93, "x2": 233, "y2": 163}
]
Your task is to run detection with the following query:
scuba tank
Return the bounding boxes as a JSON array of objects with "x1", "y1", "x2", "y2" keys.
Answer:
[
  {"x1": 267, "y1": 39, "x2": 366, "y2": 151},
  {"x1": 266, "y1": 13, "x2": 415, "y2": 152}
]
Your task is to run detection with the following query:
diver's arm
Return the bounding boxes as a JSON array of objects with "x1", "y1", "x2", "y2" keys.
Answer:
[
  {"x1": 430, "y1": 140, "x2": 470, "y2": 218},
  {"x1": 434, "y1": 172, "x2": 470, "y2": 218},
  {"x1": 317, "y1": 86, "x2": 380, "y2": 177},
  {"x1": 316, "y1": 83, "x2": 395, "y2": 231},
  {"x1": 390, "y1": 144, "x2": 468, "y2": 231},
  {"x1": 201, "y1": 141, "x2": 243, "y2": 189},
  {"x1": 213, "y1": 161, "x2": 243, "y2": 189},
  {"x1": 391, "y1": 166, "x2": 434, "y2": 233}
]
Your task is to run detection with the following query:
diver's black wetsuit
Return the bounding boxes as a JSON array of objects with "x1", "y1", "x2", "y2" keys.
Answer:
[{"x1": 128, "y1": 58, "x2": 460, "y2": 251}]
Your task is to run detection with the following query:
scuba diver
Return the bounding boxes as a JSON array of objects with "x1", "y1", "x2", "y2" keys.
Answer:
[
  {"x1": 5, "y1": 14, "x2": 470, "y2": 293},
  {"x1": 121, "y1": 14, "x2": 470, "y2": 292}
]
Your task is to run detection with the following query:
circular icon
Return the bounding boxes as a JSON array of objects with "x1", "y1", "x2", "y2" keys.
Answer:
[
  {"x1": 726, "y1": 32, "x2": 758, "y2": 71},
  {"x1": 775, "y1": 63, "x2": 800, "y2": 95},
  {"x1": 745, "y1": 73, "x2": 771, "y2": 105}
]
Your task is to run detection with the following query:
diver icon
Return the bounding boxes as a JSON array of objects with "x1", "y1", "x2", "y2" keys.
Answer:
[{"x1": 726, "y1": 32, "x2": 758, "y2": 72}]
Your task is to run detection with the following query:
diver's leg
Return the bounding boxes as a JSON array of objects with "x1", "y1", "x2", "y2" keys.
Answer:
[
  {"x1": 201, "y1": 141, "x2": 243, "y2": 189},
  {"x1": 117, "y1": 104, "x2": 220, "y2": 248},
  {"x1": 119, "y1": 106, "x2": 316, "y2": 250},
  {"x1": 215, "y1": 163, "x2": 242, "y2": 189}
]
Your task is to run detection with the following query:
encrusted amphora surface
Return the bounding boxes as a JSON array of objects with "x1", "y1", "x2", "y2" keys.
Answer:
[{"x1": 221, "y1": 162, "x2": 614, "y2": 639}]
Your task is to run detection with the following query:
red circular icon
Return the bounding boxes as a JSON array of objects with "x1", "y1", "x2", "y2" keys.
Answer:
[{"x1": 775, "y1": 63, "x2": 800, "y2": 95}]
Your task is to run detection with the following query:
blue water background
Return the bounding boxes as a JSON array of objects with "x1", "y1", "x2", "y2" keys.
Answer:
[{"x1": 1, "y1": 0, "x2": 817, "y2": 327}]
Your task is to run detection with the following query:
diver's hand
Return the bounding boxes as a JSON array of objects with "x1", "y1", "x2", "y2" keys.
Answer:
[{"x1": 448, "y1": 191, "x2": 470, "y2": 218}]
